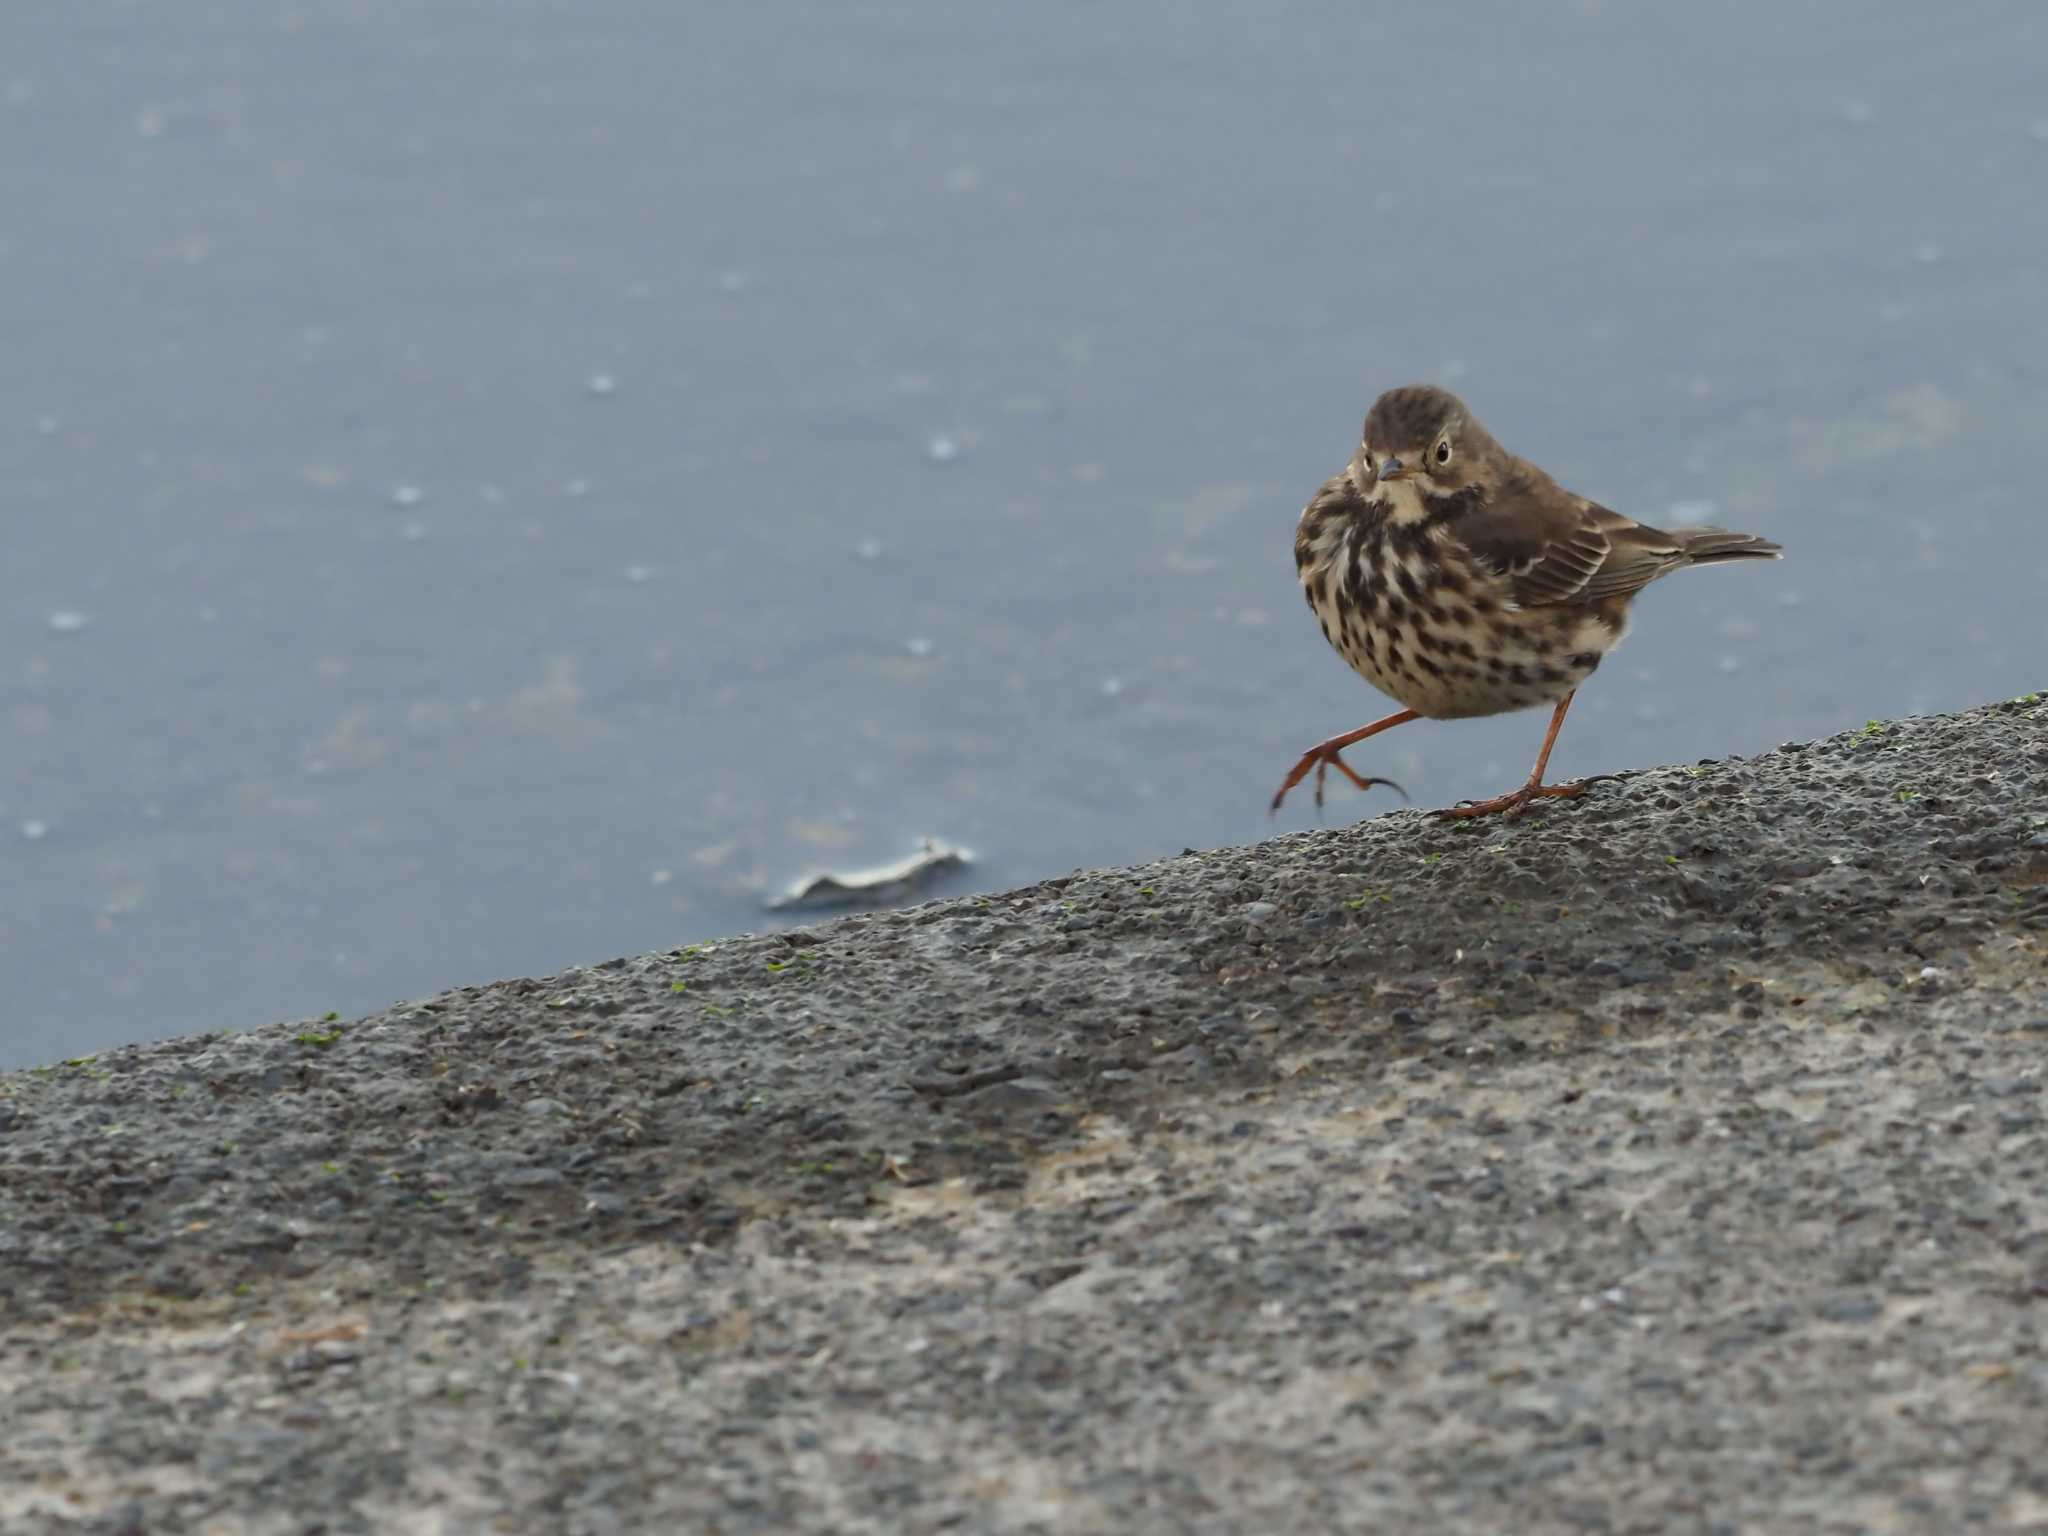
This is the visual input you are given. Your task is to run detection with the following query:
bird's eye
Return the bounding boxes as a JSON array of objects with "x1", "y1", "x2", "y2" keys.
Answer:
[
  {"x1": 1360, "y1": 449, "x2": 1375, "y2": 474},
  {"x1": 1434, "y1": 437, "x2": 1453, "y2": 467}
]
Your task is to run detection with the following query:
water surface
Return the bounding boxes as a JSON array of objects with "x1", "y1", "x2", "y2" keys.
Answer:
[{"x1": 4, "y1": 1, "x2": 2044, "y2": 1067}]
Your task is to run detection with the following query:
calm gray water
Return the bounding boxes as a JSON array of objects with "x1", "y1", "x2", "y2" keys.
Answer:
[{"x1": 4, "y1": 2, "x2": 2044, "y2": 1068}]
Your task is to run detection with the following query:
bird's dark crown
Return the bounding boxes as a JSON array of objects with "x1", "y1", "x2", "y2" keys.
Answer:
[{"x1": 1362, "y1": 384, "x2": 1468, "y2": 453}]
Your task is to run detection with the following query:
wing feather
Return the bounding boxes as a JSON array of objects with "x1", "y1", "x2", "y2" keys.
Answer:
[{"x1": 1446, "y1": 474, "x2": 1689, "y2": 607}]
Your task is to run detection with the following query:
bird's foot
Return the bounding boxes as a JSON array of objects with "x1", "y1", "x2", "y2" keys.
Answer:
[
  {"x1": 1435, "y1": 778, "x2": 1591, "y2": 821},
  {"x1": 1270, "y1": 744, "x2": 1409, "y2": 815}
]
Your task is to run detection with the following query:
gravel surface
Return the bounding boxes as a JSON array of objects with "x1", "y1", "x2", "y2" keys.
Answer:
[{"x1": 4, "y1": 695, "x2": 2047, "y2": 1535}]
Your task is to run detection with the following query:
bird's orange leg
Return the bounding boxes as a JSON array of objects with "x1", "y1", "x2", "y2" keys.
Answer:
[
  {"x1": 1437, "y1": 690, "x2": 1594, "y2": 820},
  {"x1": 1270, "y1": 709, "x2": 1419, "y2": 814}
]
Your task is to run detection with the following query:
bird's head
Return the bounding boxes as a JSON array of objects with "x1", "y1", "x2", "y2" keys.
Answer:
[{"x1": 1350, "y1": 384, "x2": 1503, "y2": 516}]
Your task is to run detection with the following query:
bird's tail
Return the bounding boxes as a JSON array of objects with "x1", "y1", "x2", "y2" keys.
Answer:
[{"x1": 1667, "y1": 527, "x2": 1783, "y2": 565}]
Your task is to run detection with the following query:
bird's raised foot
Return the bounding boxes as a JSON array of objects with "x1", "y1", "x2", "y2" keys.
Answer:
[{"x1": 1269, "y1": 744, "x2": 1409, "y2": 815}]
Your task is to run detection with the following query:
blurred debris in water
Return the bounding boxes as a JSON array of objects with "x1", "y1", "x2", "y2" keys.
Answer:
[{"x1": 768, "y1": 839, "x2": 972, "y2": 913}]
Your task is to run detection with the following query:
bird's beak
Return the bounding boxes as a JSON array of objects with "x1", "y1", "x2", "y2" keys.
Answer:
[{"x1": 1376, "y1": 456, "x2": 1410, "y2": 483}]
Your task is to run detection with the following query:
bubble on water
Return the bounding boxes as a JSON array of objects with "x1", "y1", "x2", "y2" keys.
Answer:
[
  {"x1": 855, "y1": 538, "x2": 883, "y2": 560},
  {"x1": 649, "y1": 868, "x2": 673, "y2": 887},
  {"x1": 389, "y1": 484, "x2": 424, "y2": 508},
  {"x1": 47, "y1": 609, "x2": 88, "y2": 633},
  {"x1": 20, "y1": 818, "x2": 48, "y2": 841},
  {"x1": 905, "y1": 636, "x2": 935, "y2": 658},
  {"x1": 1912, "y1": 242, "x2": 1944, "y2": 265},
  {"x1": 479, "y1": 483, "x2": 505, "y2": 504},
  {"x1": 624, "y1": 563, "x2": 653, "y2": 583},
  {"x1": 134, "y1": 105, "x2": 165, "y2": 139},
  {"x1": 1099, "y1": 676, "x2": 1125, "y2": 698},
  {"x1": 1717, "y1": 654, "x2": 1742, "y2": 674},
  {"x1": 587, "y1": 373, "x2": 617, "y2": 397},
  {"x1": 563, "y1": 478, "x2": 590, "y2": 499},
  {"x1": 925, "y1": 434, "x2": 959, "y2": 463}
]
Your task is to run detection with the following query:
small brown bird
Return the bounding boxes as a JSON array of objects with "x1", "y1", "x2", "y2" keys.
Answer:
[{"x1": 1273, "y1": 385, "x2": 1781, "y2": 819}]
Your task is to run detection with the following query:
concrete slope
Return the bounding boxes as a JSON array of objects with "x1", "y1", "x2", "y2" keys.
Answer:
[{"x1": 3, "y1": 694, "x2": 2045, "y2": 1533}]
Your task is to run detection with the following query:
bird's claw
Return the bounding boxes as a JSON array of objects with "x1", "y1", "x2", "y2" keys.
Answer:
[
  {"x1": 1435, "y1": 778, "x2": 1590, "y2": 821},
  {"x1": 1270, "y1": 746, "x2": 1408, "y2": 816}
]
